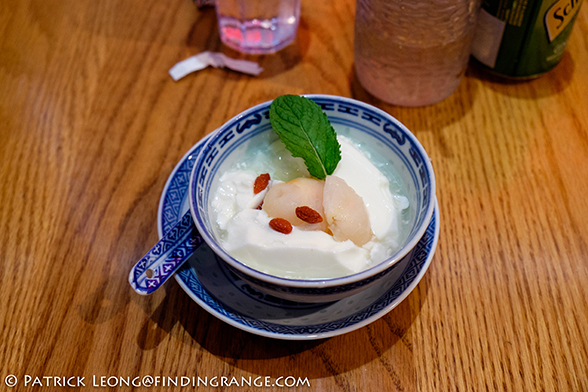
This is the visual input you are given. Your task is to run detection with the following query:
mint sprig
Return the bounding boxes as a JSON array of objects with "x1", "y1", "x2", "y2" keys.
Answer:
[{"x1": 269, "y1": 95, "x2": 341, "y2": 180}]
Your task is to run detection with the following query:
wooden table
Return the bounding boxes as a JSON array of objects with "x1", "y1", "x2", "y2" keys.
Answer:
[{"x1": 1, "y1": 0, "x2": 587, "y2": 390}]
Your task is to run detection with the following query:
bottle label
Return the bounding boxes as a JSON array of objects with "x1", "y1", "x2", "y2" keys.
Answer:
[
  {"x1": 472, "y1": 0, "x2": 584, "y2": 77},
  {"x1": 471, "y1": 9, "x2": 507, "y2": 68},
  {"x1": 544, "y1": 0, "x2": 584, "y2": 42}
]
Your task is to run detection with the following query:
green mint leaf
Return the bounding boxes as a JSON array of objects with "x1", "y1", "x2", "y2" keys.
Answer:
[{"x1": 269, "y1": 95, "x2": 341, "y2": 180}]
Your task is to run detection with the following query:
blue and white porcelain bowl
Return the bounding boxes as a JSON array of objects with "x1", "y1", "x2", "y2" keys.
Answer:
[{"x1": 189, "y1": 95, "x2": 436, "y2": 303}]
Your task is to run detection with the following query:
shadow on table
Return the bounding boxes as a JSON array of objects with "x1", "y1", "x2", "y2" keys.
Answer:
[
  {"x1": 350, "y1": 51, "x2": 574, "y2": 116},
  {"x1": 133, "y1": 270, "x2": 431, "y2": 380},
  {"x1": 467, "y1": 51, "x2": 575, "y2": 99},
  {"x1": 184, "y1": 7, "x2": 308, "y2": 79},
  {"x1": 349, "y1": 65, "x2": 479, "y2": 160}
]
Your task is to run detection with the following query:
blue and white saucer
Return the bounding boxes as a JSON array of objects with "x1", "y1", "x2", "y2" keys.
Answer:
[{"x1": 158, "y1": 139, "x2": 439, "y2": 340}]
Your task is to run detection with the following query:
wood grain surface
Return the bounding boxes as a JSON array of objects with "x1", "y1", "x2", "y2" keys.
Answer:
[{"x1": 1, "y1": 0, "x2": 587, "y2": 390}]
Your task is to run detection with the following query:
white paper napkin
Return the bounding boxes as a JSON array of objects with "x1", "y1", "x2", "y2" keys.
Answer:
[{"x1": 169, "y1": 51, "x2": 264, "y2": 81}]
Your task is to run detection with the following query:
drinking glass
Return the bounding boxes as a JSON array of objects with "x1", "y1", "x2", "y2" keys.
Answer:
[
  {"x1": 354, "y1": 0, "x2": 481, "y2": 106},
  {"x1": 215, "y1": 0, "x2": 301, "y2": 54}
]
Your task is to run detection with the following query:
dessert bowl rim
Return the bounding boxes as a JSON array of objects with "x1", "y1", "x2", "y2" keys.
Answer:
[{"x1": 189, "y1": 94, "x2": 436, "y2": 288}]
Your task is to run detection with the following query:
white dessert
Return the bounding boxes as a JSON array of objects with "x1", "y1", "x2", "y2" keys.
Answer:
[{"x1": 211, "y1": 135, "x2": 409, "y2": 279}]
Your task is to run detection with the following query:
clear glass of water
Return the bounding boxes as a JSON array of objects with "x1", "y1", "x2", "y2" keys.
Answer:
[
  {"x1": 354, "y1": 0, "x2": 481, "y2": 106},
  {"x1": 215, "y1": 0, "x2": 301, "y2": 54}
]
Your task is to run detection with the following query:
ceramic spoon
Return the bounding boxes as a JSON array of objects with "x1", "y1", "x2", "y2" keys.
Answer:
[{"x1": 128, "y1": 211, "x2": 203, "y2": 295}]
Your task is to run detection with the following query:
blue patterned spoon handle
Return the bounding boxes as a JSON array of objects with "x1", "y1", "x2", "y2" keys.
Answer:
[{"x1": 128, "y1": 211, "x2": 204, "y2": 295}]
